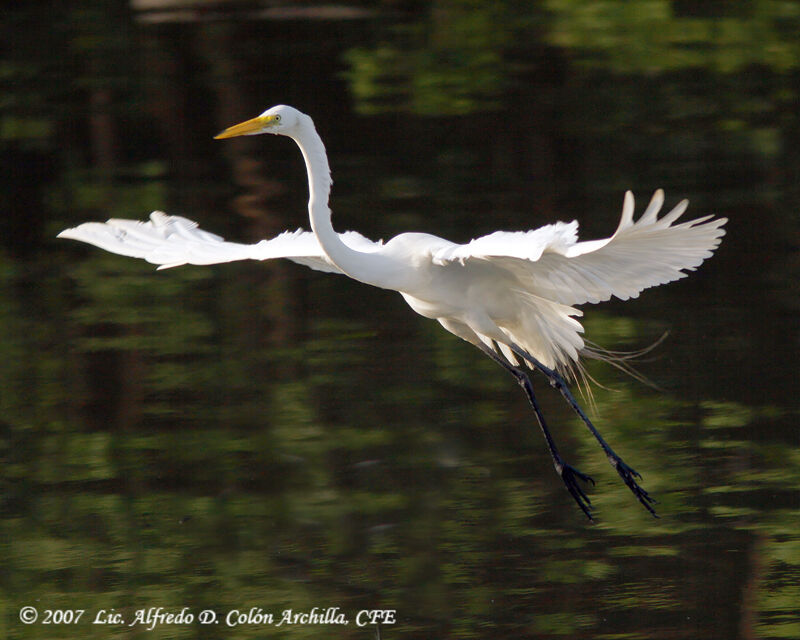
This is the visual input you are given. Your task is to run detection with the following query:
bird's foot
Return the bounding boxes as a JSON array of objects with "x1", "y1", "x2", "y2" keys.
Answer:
[
  {"x1": 555, "y1": 462, "x2": 595, "y2": 522},
  {"x1": 609, "y1": 455, "x2": 658, "y2": 518}
]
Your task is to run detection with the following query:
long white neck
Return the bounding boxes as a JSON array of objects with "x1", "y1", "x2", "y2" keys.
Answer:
[{"x1": 290, "y1": 116, "x2": 407, "y2": 290}]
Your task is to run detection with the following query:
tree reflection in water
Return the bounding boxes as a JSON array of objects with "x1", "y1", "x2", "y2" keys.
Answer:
[{"x1": 0, "y1": 2, "x2": 797, "y2": 638}]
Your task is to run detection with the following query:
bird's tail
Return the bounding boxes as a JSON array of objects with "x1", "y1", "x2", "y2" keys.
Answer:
[{"x1": 576, "y1": 332, "x2": 668, "y2": 410}]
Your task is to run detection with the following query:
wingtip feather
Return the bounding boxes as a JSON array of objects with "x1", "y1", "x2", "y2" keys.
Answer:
[
  {"x1": 640, "y1": 189, "x2": 665, "y2": 224},
  {"x1": 616, "y1": 191, "x2": 635, "y2": 233}
]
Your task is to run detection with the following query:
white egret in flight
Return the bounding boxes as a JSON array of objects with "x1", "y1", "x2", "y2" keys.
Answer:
[{"x1": 59, "y1": 105, "x2": 727, "y2": 520}]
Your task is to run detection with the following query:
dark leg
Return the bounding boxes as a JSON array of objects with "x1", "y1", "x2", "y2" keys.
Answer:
[
  {"x1": 478, "y1": 342, "x2": 595, "y2": 521},
  {"x1": 507, "y1": 344, "x2": 658, "y2": 517}
]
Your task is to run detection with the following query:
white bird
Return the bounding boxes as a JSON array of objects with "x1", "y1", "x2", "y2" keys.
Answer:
[{"x1": 59, "y1": 105, "x2": 727, "y2": 520}]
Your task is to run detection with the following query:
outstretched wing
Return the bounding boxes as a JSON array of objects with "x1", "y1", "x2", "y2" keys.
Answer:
[
  {"x1": 431, "y1": 190, "x2": 727, "y2": 306},
  {"x1": 58, "y1": 212, "x2": 382, "y2": 274}
]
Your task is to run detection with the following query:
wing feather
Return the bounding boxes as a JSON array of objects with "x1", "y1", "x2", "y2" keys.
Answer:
[
  {"x1": 432, "y1": 190, "x2": 727, "y2": 306},
  {"x1": 58, "y1": 212, "x2": 382, "y2": 274}
]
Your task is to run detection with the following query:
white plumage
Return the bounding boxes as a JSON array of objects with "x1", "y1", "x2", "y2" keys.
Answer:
[
  {"x1": 58, "y1": 105, "x2": 726, "y2": 520},
  {"x1": 59, "y1": 189, "x2": 725, "y2": 371}
]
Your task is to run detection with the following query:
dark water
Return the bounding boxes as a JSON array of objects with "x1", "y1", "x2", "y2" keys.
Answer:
[{"x1": 1, "y1": 3, "x2": 798, "y2": 638}]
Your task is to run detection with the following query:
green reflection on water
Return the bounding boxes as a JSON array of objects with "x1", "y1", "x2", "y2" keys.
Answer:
[
  {"x1": 546, "y1": 0, "x2": 800, "y2": 73},
  {"x1": 1, "y1": 1, "x2": 799, "y2": 638}
]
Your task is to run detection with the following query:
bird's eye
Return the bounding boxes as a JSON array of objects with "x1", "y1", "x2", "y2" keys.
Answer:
[{"x1": 274, "y1": 115, "x2": 281, "y2": 122}]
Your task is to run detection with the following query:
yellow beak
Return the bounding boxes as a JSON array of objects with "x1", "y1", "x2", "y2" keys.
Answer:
[{"x1": 214, "y1": 114, "x2": 277, "y2": 139}]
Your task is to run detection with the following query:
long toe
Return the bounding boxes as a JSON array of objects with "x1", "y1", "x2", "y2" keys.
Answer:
[
  {"x1": 612, "y1": 457, "x2": 658, "y2": 517},
  {"x1": 557, "y1": 463, "x2": 595, "y2": 522}
]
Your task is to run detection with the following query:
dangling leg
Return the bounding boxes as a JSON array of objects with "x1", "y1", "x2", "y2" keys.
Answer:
[
  {"x1": 507, "y1": 344, "x2": 658, "y2": 517},
  {"x1": 477, "y1": 342, "x2": 595, "y2": 520}
]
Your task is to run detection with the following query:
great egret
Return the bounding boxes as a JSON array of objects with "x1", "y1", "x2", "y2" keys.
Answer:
[{"x1": 59, "y1": 105, "x2": 727, "y2": 520}]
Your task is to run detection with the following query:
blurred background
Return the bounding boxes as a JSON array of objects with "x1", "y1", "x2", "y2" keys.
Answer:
[{"x1": 1, "y1": 1, "x2": 798, "y2": 638}]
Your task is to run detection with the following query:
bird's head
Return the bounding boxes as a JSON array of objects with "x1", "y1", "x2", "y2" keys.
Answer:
[{"x1": 214, "y1": 105, "x2": 306, "y2": 140}]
